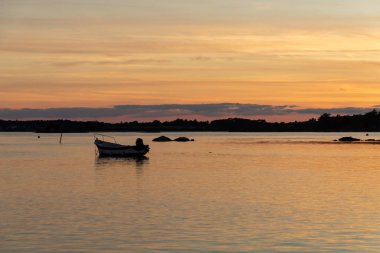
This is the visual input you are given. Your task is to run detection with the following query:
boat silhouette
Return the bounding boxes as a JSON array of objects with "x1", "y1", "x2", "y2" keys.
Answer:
[{"x1": 94, "y1": 134, "x2": 149, "y2": 157}]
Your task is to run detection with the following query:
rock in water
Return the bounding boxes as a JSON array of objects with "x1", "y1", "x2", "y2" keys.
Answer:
[
  {"x1": 174, "y1": 137, "x2": 193, "y2": 142},
  {"x1": 338, "y1": 136, "x2": 361, "y2": 142},
  {"x1": 152, "y1": 136, "x2": 172, "y2": 142}
]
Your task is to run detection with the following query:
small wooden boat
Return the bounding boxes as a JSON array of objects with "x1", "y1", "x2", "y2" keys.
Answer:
[{"x1": 94, "y1": 134, "x2": 149, "y2": 157}]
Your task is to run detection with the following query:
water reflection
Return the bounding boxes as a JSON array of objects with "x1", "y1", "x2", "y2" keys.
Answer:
[
  {"x1": 95, "y1": 156, "x2": 148, "y2": 167},
  {"x1": 95, "y1": 156, "x2": 149, "y2": 177},
  {"x1": 3, "y1": 133, "x2": 380, "y2": 252}
]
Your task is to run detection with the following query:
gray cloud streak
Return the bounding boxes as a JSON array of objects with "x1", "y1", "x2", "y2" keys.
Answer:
[
  {"x1": 0, "y1": 103, "x2": 379, "y2": 121},
  {"x1": 52, "y1": 59, "x2": 170, "y2": 67}
]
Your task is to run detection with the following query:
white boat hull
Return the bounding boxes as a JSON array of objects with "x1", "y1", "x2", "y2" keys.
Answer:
[{"x1": 95, "y1": 139, "x2": 149, "y2": 157}]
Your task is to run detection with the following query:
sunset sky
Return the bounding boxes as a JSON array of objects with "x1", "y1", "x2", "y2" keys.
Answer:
[{"x1": 1, "y1": 0, "x2": 380, "y2": 121}]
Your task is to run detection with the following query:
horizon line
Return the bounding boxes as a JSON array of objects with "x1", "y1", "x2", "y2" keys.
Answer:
[{"x1": 0, "y1": 103, "x2": 379, "y2": 123}]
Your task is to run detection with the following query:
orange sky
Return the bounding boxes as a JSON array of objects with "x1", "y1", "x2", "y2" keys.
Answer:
[{"x1": 1, "y1": 0, "x2": 380, "y2": 120}]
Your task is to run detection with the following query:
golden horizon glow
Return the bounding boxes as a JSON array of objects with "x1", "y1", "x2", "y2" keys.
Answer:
[{"x1": 1, "y1": 0, "x2": 380, "y2": 113}]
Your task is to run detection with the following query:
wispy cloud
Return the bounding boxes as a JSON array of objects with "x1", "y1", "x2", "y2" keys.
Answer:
[{"x1": 52, "y1": 59, "x2": 170, "y2": 67}]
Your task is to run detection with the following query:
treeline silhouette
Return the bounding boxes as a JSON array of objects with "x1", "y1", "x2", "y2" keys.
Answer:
[{"x1": 2, "y1": 110, "x2": 380, "y2": 132}]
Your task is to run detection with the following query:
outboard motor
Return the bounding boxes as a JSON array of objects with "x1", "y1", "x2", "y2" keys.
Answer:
[{"x1": 135, "y1": 138, "x2": 148, "y2": 150}]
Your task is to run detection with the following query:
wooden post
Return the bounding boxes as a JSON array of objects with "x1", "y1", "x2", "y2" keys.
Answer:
[{"x1": 59, "y1": 133, "x2": 63, "y2": 144}]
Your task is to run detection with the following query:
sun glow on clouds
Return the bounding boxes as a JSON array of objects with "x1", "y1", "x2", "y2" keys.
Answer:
[{"x1": 1, "y1": 0, "x2": 380, "y2": 120}]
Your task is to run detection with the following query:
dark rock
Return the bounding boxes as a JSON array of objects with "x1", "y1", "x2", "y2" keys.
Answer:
[
  {"x1": 174, "y1": 137, "x2": 192, "y2": 142},
  {"x1": 152, "y1": 136, "x2": 172, "y2": 142},
  {"x1": 338, "y1": 136, "x2": 361, "y2": 142}
]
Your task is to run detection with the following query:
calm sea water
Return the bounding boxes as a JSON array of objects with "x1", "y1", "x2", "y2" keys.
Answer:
[{"x1": 1, "y1": 132, "x2": 380, "y2": 253}]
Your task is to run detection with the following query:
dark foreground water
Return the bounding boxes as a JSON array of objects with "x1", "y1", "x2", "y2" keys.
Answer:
[{"x1": 1, "y1": 132, "x2": 380, "y2": 253}]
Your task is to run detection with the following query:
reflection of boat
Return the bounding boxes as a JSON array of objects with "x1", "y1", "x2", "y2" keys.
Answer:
[
  {"x1": 94, "y1": 134, "x2": 149, "y2": 157},
  {"x1": 95, "y1": 156, "x2": 149, "y2": 169}
]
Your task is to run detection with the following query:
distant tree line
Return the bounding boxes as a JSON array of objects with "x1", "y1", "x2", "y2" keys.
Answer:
[{"x1": 1, "y1": 110, "x2": 380, "y2": 132}]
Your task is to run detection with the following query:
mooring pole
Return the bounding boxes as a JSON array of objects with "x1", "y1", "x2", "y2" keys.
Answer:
[{"x1": 59, "y1": 133, "x2": 63, "y2": 144}]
